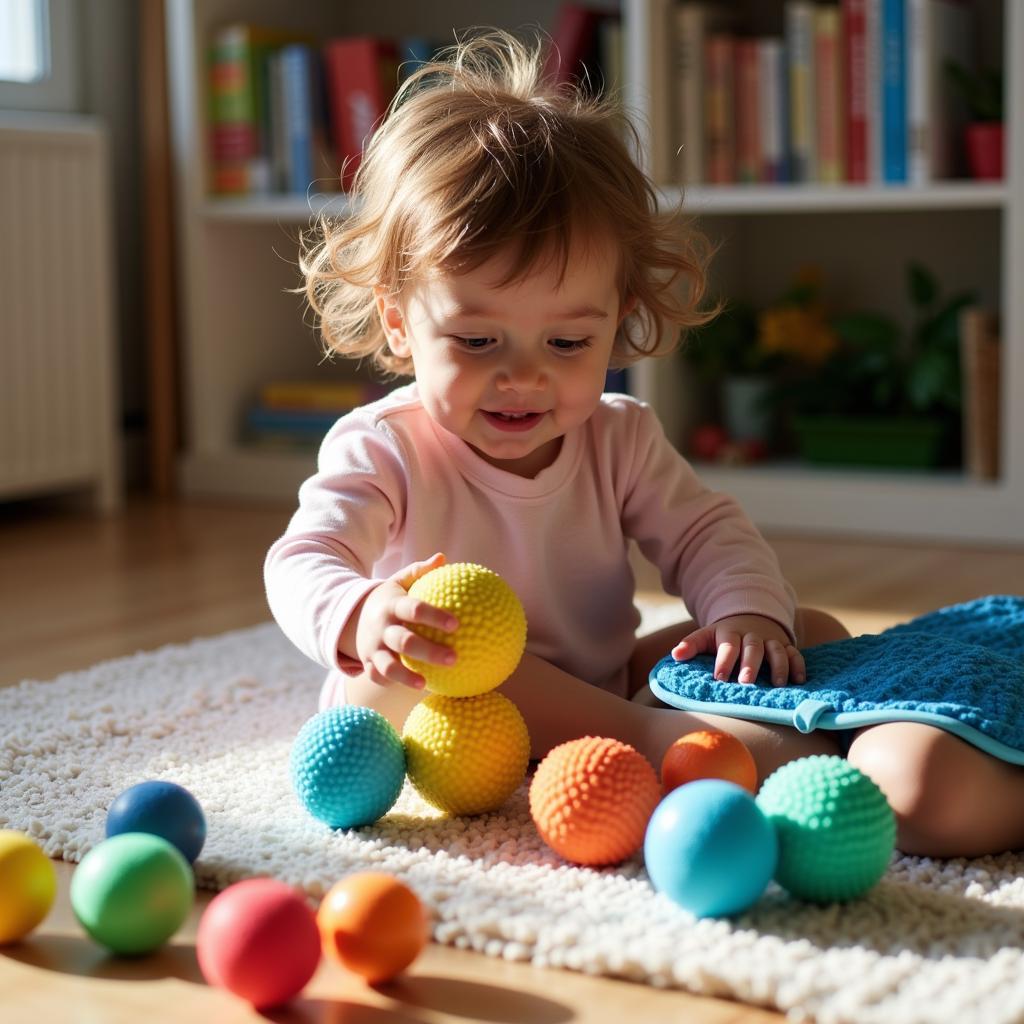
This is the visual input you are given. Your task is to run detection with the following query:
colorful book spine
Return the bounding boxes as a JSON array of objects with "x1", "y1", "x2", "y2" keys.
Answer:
[
  {"x1": 322, "y1": 38, "x2": 400, "y2": 191},
  {"x1": 843, "y1": 0, "x2": 870, "y2": 182},
  {"x1": 279, "y1": 45, "x2": 314, "y2": 194},
  {"x1": 759, "y1": 38, "x2": 787, "y2": 183},
  {"x1": 785, "y1": 1, "x2": 817, "y2": 183},
  {"x1": 815, "y1": 6, "x2": 844, "y2": 184},
  {"x1": 260, "y1": 381, "x2": 384, "y2": 411},
  {"x1": 705, "y1": 33, "x2": 736, "y2": 184},
  {"x1": 735, "y1": 38, "x2": 762, "y2": 183},
  {"x1": 881, "y1": 0, "x2": 907, "y2": 183},
  {"x1": 208, "y1": 24, "x2": 297, "y2": 195}
]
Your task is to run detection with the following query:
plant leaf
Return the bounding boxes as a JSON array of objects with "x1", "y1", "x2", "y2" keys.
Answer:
[{"x1": 908, "y1": 263, "x2": 938, "y2": 307}]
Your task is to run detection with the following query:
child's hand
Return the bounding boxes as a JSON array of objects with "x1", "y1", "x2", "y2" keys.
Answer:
[
  {"x1": 671, "y1": 614, "x2": 806, "y2": 687},
  {"x1": 353, "y1": 552, "x2": 459, "y2": 690}
]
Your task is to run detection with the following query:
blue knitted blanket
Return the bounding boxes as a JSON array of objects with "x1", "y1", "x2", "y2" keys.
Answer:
[{"x1": 649, "y1": 595, "x2": 1024, "y2": 765}]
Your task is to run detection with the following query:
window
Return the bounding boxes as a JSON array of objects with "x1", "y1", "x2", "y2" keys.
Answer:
[
  {"x1": 0, "y1": 0, "x2": 50, "y2": 83},
  {"x1": 0, "y1": 0, "x2": 78, "y2": 112}
]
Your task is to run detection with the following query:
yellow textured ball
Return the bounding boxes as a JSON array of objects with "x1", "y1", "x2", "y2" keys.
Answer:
[
  {"x1": 403, "y1": 692, "x2": 530, "y2": 816},
  {"x1": 402, "y1": 562, "x2": 527, "y2": 697},
  {"x1": 0, "y1": 830, "x2": 57, "y2": 944}
]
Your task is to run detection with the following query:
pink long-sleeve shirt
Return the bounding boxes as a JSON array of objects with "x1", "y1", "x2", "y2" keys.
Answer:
[{"x1": 264, "y1": 382, "x2": 796, "y2": 704}]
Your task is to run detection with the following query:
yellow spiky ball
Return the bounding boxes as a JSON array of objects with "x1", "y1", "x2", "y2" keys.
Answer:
[
  {"x1": 402, "y1": 562, "x2": 527, "y2": 697},
  {"x1": 403, "y1": 692, "x2": 530, "y2": 816}
]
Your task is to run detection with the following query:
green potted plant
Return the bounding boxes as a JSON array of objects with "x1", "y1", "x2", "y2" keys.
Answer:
[
  {"x1": 784, "y1": 263, "x2": 977, "y2": 470},
  {"x1": 945, "y1": 60, "x2": 1004, "y2": 180}
]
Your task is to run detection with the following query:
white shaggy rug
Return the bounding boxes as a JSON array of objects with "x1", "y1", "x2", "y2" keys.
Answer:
[{"x1": 3, "y1": 609, "x2": 1024, "y2": 1024}]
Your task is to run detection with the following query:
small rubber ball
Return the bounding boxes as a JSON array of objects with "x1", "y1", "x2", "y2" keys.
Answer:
[
  {"x1": 756, "y1": 754, "x2": 896, "y2": 903},
  {"x1": 402, "y1": 562, "x2": 527, "y2": 697},
  {"x1": 290, "y1": 706, "x2": 405, "y2": 828},
  {"x1": 529, "y1": 736, "x2": 662, "y2": 866}
]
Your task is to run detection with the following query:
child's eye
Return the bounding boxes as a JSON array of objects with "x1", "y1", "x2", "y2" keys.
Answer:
[
  {"x1": 452, "y1": 336, "x2": 494, "y2": 350},
  {"x1": 550, "y1": 338, "x2": 592, "y2": 352}
]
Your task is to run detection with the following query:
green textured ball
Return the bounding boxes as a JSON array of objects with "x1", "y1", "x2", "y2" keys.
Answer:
[
  {"x1": 755, "y1": 755, "x2": 895, "y2": 904},
  {"x1": 70, "y1": 833, "x2": 194, "y2": 954}
]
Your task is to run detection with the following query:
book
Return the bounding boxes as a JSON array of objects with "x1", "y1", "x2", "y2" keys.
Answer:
[
  {"x1": 815, "y1": 6, "x2": 845, "y2": 184},
  {"x1": 278, "y1": 45, "x2": 314, "y2": 194},
  {"x1": 259, "y1": 380, "x2": 386, "y2": 411},
  {"x1": 705, "y1": 33, "x2": 736, "y2": 184},
  {"x1": 785, "y1": 1, "x2": 817, "y2": 183},
  {"x1": 881, "y1": 0, "x2": 907, "y2": 183},
  {"x1": 734, "y1": 38, "x2": 761, "y2": 183},
  {"x1": 759, "y1": 38, "x2": 788, "y2": 183},
  {"x1": 843, "y1": 0, "x2": 870, "y2": 182},
  {"x1": 908, "y1": 0, "x2": 975, "y2": 183},
  {"x1": 322, "y1": 37, "x2": 400, "y2": 191},
  {"x1": 959, "y1": 308, "x2": 1001, "y2": 480},
  {"x1": 545, "y1": 4, "x2": 605, "y2": 87},
  {"x1": 647, "y1": 0, "x2": 677, "y2": 184},
  {"x1": 674, "y1": 3, "x2": 735, "y2": 186},
  {"x1": 865, "y1": 0, "x2": 884, "y2": 182},
  {"x1": 208, "y1": 24, "x2": 304, "y2": 195}
]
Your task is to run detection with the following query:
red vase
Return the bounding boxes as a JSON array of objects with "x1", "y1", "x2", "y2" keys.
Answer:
[{"x1": 965, "y1": 122, "x2": 1005, "y2": 180}]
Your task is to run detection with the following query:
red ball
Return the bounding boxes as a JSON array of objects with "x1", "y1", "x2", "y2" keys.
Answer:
[{"x1": 196, "y1": 878, "x2": 321, "y2": 1008}]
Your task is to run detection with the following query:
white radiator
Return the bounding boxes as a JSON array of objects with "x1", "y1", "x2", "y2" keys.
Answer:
[{"x1": 0, "y1": 114, "x2": 121, "y2": 510}]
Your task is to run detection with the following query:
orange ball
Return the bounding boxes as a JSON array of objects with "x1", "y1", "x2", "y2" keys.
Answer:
[
  {"x1": 317, "y1": 873, "x2": 429, "y2": 984},
  {"x1": 529, "y1": 736, "x2": 662, "y2": 866},
  {"x1": 660, "y1": 729, "x2": 758, "y2": 795}
]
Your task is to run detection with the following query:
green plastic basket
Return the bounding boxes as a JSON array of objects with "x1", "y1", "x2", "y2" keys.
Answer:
[{"x1": 792, "y1": 416, "x2": 946, "y2": 469}]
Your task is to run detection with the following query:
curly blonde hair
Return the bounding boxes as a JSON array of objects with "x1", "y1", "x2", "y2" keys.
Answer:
[{"x1": 300, "y1": 28, "x2": 717, "y2": 376}]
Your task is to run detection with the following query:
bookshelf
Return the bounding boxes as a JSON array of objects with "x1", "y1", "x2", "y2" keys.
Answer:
[{"x1": 165, "y1": 0, "x2": 1024, "y2": 542}]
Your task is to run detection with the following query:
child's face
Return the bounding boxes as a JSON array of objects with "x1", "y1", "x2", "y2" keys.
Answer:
[{"x1": 377, "y1": 240, "x2": 633, "y2": 478}]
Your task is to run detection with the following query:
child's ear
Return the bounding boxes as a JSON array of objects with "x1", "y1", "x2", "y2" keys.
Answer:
[
  {"x1": 373, "y1": 285, "x2": 410, "y2": 358},
  {"x1": 618, "y1": 294, "x2": 638, "y2": 324}
]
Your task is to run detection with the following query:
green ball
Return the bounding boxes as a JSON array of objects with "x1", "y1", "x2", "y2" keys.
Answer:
[
  {"x1": 70, "y1": 833, "x2": 194, "y2": 954},
  {"x1": 755, "y1": 755, "x2": 895, "y2": 904}
]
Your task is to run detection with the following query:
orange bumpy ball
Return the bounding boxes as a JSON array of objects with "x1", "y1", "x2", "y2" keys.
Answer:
[
  {"x1": 317, "y1": 872, "x2": 429, "y2": 984},
  {"x1": 529, "y1": 736, "x2": 662, "y2": 866},
  {"x1": 660, "y1": 729, "x2": 758, "y2": 795}
]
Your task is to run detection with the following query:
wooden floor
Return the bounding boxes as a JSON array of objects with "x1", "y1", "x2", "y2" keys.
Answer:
[{"x1": 3, "y1": 496, "x2": 1024, "y2": 1024}]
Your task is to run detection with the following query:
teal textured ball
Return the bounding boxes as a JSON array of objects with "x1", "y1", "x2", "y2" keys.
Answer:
[
  {"x1": 644, "y1": 779, "x2": 777, "y2": 918},
  {"x1": 70, "y1": 833, "x2": 194, "y2": 954},
  {"x1": 756, "y1": 755, "x2": 895, "y2": 903},
  {"x1": 290, "y1": 706, "x2": 406, "y2": 828}
]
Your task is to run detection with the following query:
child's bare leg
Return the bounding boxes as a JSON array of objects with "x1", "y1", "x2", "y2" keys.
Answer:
[{"x1": 847, "y1": 723, "x2": 1024, "y2": 857}]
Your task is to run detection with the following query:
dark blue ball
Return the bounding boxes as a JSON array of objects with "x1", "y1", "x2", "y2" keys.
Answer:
[
  {"x1": 105, "y1": 780, "x2": 207, "y2": 864},
  {"x1": 290, "y1": 706, "x2": 405, "y2": 828}
]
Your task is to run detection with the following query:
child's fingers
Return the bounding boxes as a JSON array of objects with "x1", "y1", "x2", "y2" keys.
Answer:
[
  {"x1": 765, "y1": 639, "x2": 790, "y2": 686},
  {"x1": 713, "y1": 632, "x2": 741, "y2": 681},
  {"x1": 367, "y1": 649, "x2": 426, "y2": 690},
  {"x1": 394, "y1": 595, "x2": 459, "y2": 634},
  {"x1": 736, "y1": 634, "x2": 766, "y2": 684},
  {"x1": 382, "y1": 624, "x2": 456, "y2": 667},
  {"x1": 787, "y1": 645, "x2": 806, "y2": 684},
  {"x1": 394, "y1": 552, "x2": 447, "y2": 590},
  {"x1": 671, "y1": 626, "x2": 713, "y2": 660}
]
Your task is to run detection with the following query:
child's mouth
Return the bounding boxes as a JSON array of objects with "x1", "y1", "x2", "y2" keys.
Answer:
[{"x1": 482, "y1": 410, "x2": 545, "y2": 432}]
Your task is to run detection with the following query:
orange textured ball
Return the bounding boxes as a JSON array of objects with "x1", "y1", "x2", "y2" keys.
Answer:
[
  {"x1": 317, "y1": 873, "x2": 429, "y2": 984},
  {"x1": 529, "y1": 736, "x2": 662, "y2": 866},
  {"x1": 660, "y1": 729, "x2": 758, "y2": 795}
]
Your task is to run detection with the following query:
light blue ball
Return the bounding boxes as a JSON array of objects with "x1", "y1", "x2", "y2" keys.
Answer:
[
  {"x1": 290, "y1": 706, "x2": 405, "y2": 828},
  {"x1": 644, "y1": 779, "x2": 778, "y2": 918}
]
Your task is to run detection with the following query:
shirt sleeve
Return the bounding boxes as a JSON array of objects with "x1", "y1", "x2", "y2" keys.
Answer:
[
  {"x1": 618, "y1": 402, "x2": 797, "y2": 641},
  {"x1": 263, "y1": 414, "x2": 409, "y2": 673}
]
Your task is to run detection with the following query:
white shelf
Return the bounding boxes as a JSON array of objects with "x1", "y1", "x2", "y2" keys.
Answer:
[
  {"x1": 202, "y1": 192, "x2": 352, "y2": 223},
  {"x1": 666, "y1": 181, "x2": 1009, "y2": 215}
]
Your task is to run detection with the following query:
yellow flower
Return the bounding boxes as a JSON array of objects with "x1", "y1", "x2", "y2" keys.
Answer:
[{"x1": 757, "y1": 305, "x2": 838, "y2": 366}]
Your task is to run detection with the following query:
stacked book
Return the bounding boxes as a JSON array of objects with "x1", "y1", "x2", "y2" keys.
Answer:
[
  {"x1": 208, "y1": 25, "x2": 439, "y2": 196},
  {"x1": 651, "y1": 0, "x2": 977, "y2": 187},
  {"x1": 243, "y1": 381, "x2": 389, "y2": 452}
]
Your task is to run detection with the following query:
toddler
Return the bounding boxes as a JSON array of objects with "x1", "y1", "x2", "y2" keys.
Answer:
[{"x1": 266, "y1": 30, "x2": 1022, "y2": 859}]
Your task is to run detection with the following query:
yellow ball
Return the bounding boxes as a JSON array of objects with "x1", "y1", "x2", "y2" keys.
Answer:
[
  {"x1": 0, "y1": 830, "x2": 57, "y2": 944},
  {"x1": 403, "y1": 692, "x2": 530, "y2": 816},
  {"x1": 402, "y1": 562, "x2": 526, "y2": 697}
]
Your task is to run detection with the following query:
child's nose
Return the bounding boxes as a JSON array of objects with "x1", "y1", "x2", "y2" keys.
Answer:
[{"x1": 497, "y1": 352, "x2": 544, "y2": 390}]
